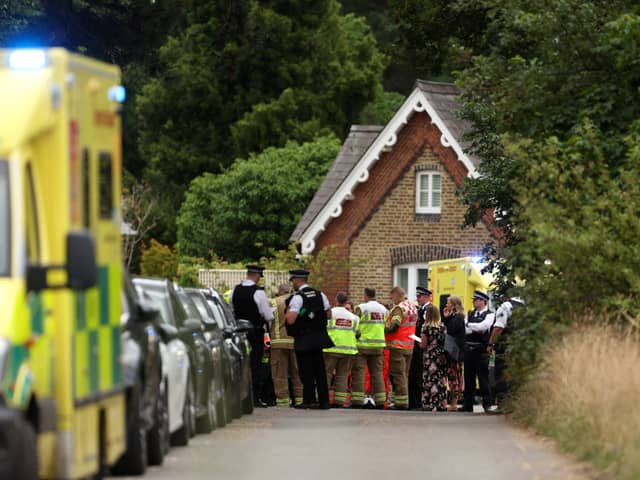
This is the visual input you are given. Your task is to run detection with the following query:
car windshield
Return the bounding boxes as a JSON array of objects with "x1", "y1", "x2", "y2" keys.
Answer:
[
  {"x1": 0, "y1": 160, "x2": 10, "y2": 276},
  {"x1": 141, "y1": 288, "x2": 176, "y2": 327},
  {"x1": 177, "y1": 290, "x2": 201, "y2": 320}
]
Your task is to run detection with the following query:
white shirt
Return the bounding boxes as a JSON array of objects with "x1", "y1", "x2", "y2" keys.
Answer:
[
  {"x1": 493, "y1": 301, "x2": 514, "y2": 330},
  {"x1": 465, "y1": 306, "x2": 495, "y2": 335},
  {"x1": 230, "y1": 279, "x2": 274, "y2": 324},
  {"x1": 288, "y1": 284, "x2": 330, "y2": 313}
]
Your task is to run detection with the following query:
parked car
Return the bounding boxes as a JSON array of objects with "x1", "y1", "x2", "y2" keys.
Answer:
[
  {"x1": 173, "y1": 287, "x2": 222, "y2": 433},
  {"x1": 201, "y1": 287, "x2": 254, "y2": 416},
  {"x1": 112, "y1": 274, "x2": 168, "y2": 475},
  {"x1": 133, "y1": 278, "x2": 194, "y2": 446},
  {"x1": 184, "y1": 288, "x2": 231, "y2": 427}
]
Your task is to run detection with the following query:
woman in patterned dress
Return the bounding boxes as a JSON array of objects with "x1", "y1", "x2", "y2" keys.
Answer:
[
  {"x1": 442, "y1": 295, "x2": 465, "y2": 412},
  {"x1": 420, "y1": 304, "x2": 448, "y2": 411}
]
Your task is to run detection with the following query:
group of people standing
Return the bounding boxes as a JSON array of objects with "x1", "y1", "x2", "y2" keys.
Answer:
[{"x1": 231, "y1": 265, "x2": 521, "y2": 412}]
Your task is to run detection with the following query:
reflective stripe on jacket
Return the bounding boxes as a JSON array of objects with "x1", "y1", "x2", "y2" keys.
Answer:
[
  {"x1": 355, "y1": 301, "x2": 388, "y2": 350},
  {"x1": 385, "y1": 300, "x2": 418, "y2": 349},
  {"x1": 324, "y1": 306, "x2": 359, "y2": 355}
]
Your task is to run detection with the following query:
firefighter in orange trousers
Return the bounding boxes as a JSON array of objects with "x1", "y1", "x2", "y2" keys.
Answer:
[
  {"x1": 270, "y1": 284, "x2": 303, "y2": 407},
  {"x1": 324, "y1": 292, "x2": 360, "y2": 407},
  {"x1": 386, "y1": 286, "x2": 418, "y2": 410},
  {"x1": 352, "y1": 288, "x2": 388, "y2": 408}
]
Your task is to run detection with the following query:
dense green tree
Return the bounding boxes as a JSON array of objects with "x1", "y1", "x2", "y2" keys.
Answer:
[
  {"x1": 137, "y1": 0, "x2": 386, "y2": 243},
  {"x1": 388, "y1": 0, "x2": 491, "y2": 78},
  {"x1": 357, "y1": 89, "x2": 404, "y2": 125},
  {"x1": 441, "y1": 1, "x2": 640, "y2": 384},
  {"x1": 177, "y1": 136, "x2": 341, "y2": 261}
]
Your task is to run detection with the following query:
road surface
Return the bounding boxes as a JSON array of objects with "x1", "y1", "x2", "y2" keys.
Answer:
[{"x1": 112, "y1": 408, "x2": 597, "y2": 480}]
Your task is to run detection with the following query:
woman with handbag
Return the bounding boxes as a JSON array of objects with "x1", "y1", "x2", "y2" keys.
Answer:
[
  {"x1": 442, "y1": 295, "x2": 466, "y2": 412},
  {"x1": 420, "y1": 304, "x2": 448, "y2": 411}
]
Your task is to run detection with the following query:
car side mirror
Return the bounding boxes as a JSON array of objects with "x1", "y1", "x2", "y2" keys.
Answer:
[
  {"x1": 136, "y1": 300, "x2": 160, "y2": 323},
  {"x1": 26, "y1": 231, "x2": 97, "y2": 292},
  {"x1": 66, "y1": 232, "x2": 97, "y2": 290},
  {"x1": 235, "y1": 319, "x2": 254, "y2": 333},
  {"x1": 180, "y1": 318, "x2": 203, "y2": 335},
  {"x1": 157, "y1": 323, "x2": 178, "y2": 342}
]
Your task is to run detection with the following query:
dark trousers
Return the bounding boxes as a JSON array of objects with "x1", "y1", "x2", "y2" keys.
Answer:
[
  {"x1": 493, "y1": 348, "x2": 508, "y2": 405},
  {"x1": 248, "y1": 332, "x2": 264, "y2": 401},
  {"x1": 408, "y1": 346, "x2": 423, "y2": 409},
  {"x1": 295, "y1": 349, "x2": 329, "y2": 406},
  {"x1": 463, "y1": 347, "x2": 492, "y2": 411}
]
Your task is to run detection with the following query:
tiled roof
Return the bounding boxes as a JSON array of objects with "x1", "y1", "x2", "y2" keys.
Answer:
[
  {"x1": 290, "y1": 125, "x2": 382, "y2": 241},
  {"x1": 290, "y1": 80, "x2": 478, "y2": 248},
  {"x1": 414, "y1": 80, "x2": 480, "y2": 168}
]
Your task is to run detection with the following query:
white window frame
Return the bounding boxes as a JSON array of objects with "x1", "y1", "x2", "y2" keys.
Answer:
[
  {"x1": 416, "y1": 171, "x2": 441, "y2": 214},
  {"x1": 393, "y1": 263, "x2": 430, "y2": 301}
]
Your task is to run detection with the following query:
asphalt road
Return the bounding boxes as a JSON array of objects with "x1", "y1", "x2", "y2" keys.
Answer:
[{"x1": 111, "y1": 408, "x2": 597, "y2": 480}]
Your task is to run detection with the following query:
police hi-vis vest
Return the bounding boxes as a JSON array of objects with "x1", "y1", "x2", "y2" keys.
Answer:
[
  {"x1": 324, "y1": 306, "x2": 359, "y2": 355},
  {"x1": 356, "y1": 301, "x2": 388, "y2": 350},
  {"x1": 386, "y1": 300, "x2": 418, "y2": 349}
]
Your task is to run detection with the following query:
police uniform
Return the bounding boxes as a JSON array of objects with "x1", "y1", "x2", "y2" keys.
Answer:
[
  {"x1": 231, "y1": 265, "x2": 275, "y2": 407},
  {"x1": 351, "y1": 296, "x2": 388, "y2": 408},
  {"x1": 490, "y1": 298, "x2": 524, "y2": 407},
  {"x1": 286, "y1": 270, "x2": 333, "y2": 409},
  {"x1": 324, "y1": 305, "x2": 360, "y2": 407},
  {"x1": 409, "y1": 287, "x2": 431, "y2": 409},
  {"x1": 270, "y1": 294, "x2": 303, "y2": 407},
  {"x1": 463, "y1": 290, "x2": 495, "y2": 412}
]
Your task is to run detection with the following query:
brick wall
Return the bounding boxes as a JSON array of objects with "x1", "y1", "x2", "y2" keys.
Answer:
[{"x1": 315, "y1": 110, "x2": 493, "y2": 304}]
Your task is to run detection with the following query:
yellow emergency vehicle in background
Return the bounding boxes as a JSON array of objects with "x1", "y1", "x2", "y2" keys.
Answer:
[
  {"x1": 428, "y1": 257, "x2": 494, "y2": 313},
  {"x1": 0, "y1": 48, "x2": 126, "y2": 479}
]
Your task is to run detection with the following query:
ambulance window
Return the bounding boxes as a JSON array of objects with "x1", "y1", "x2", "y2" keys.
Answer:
[
  {"x1": 82, "y1": 148, "x2": 90, "y2": 228},
  {"x1": 98, "y1": 152, "x2": 113, "y2": 219},
  {"x1": 24, "y1": 164, "x2": 40, "y2": 262},
  {"x1": 0, "y1": 160, "x2": 9, "y2": 276}
]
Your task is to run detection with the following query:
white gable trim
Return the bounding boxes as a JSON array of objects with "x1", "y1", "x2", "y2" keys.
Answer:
[{"x1": 298, "y1": 87, "x2": 478, "y2": 255}]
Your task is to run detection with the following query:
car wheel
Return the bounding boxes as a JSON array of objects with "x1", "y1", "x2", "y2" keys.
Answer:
[
  {"x1": 196, "y1": 375, "x2": 217, "y2": 434},
  {"x1": 171, "y1": 375, "x2": 194, "y2": 446},
  {"x1": 147, "y1": 385, "x2": 168, "y2": 465},
  {"x1": 112, "y1": 382, "x2": 147, "y2": 475},
  {"x1": 0, "y1": 410, "x2": 38, "y2": 480}
]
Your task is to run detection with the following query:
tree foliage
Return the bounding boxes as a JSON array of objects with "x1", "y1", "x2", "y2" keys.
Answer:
[
  {"x1": 177, "y1": 135, "x2": 341, "y2": 262},
  {"x1": 137, "y1": 0, "x2": 386, "y2": 242}
]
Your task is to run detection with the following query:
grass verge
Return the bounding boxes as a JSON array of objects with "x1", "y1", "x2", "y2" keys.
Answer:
[{"x1": 511, "y1": 323, "x2": 640, "y2": 479}]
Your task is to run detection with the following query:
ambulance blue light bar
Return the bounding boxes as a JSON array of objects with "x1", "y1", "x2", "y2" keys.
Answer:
[
  {"x1": 8, "y1": 49, "x2": 47, "y2": 69},
  {"x1": 108, "y1": 85, "x2": 126, "y2": 103}
]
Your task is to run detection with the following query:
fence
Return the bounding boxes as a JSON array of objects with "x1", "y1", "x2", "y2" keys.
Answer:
[{"x1": 198, "y1": 269, "x2": 290, "y2": 297}]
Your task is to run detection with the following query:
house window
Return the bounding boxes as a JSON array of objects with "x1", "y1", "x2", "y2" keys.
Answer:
[
  {"x1": 393, "y1": 263, "x2": 430, "y2": 301},
  {"x1": 416, "y1": 172, "x2": 441, "y2": 214}
]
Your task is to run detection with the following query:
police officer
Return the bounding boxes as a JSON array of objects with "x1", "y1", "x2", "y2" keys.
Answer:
[
  {"x1": 463, "y1": 290, "x2": 495, "y2": 412},
  {"x1": 487, "y1": 297, "x2": 525, "y2": 412},
  {"x1": 324, "y1": 292, "x2": 360, "y2": 408},
  {"x1": 270, "y1": 284, "x2": 303, "y2": 407},
  {"x1": 352, "y1": 288, "x2": 388, "y2": 408},
  {"x1": 409, "y1": 286, "x2": 432, "y2": 409},
  {"x1": 285, "y1": 269, "x2": 333, "y2": 409},
  {"x1": 386, "y1": 286, "x2": 418, "y2": 410},
  {"x1": 231, "y1": 265, "x2": 275, "y2": 408}
]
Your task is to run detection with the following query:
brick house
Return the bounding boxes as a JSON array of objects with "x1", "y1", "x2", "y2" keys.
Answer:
[{"x1": 290, "y1": 80, "x2": 494, "y2": 303}]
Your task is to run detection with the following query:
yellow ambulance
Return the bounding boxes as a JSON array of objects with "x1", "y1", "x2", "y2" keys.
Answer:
[
  {"x1": 0, "y1": 48, "x2": 125, "y2": 478},
  {"x1": 428, "y1": 257, "x2": 494, "y2": 314}
]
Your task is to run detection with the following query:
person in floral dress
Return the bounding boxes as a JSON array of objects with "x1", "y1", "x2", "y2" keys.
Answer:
[{"x1": 420, "y1": 304, "x2": 448, "y2": 411}]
